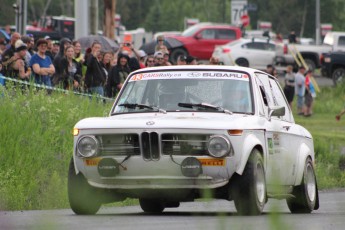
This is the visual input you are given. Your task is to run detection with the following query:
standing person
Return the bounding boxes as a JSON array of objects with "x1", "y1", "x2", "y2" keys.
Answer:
[
  {"x1": 1, "y1": 32, "x2": 21, "y2": 75},
  {"x1": 21, "y1": 35, "x2": 35, "y2": 67},
  {"x1": 283, "y1": 65, "x2": 295, "y2": 108},
  {"x1": 0, "y1": 39, "x2": 7, "y2": 61},
  {"x1": 30, "y1": 39, "x2": 55, "y2": 88},
  {"x1": 145, "y1": 55, "x2": 155, "y2": 67},
  {"x1": 153, "y1": 51, "x2": 165, "y2": 66},
  {"x1": 72, "y1": 41, "x2": 84, "y2": 64},
  {"x1": 304, "y1": 70, "x2": 316, "y2": 117},
  {"x1": 53, "y1": 45, "x2": 81, "y2": 90},
  {"x1": 155, "y1": 35, "x2": 169, "y2": 53},
  {"x1": 163, "y1": 51, "x2": 172, "y2": 66},
  {"x1": 44, "y1": 36, "x2": 54, "y2": 61},
  {"x1": 186, "y1": 55, "x2": 197, "y2": 65},
  {"x1": 84, "y1": 41, "x2": 106, "y2": 96},
  {"x1": 295, "y1": 66, "x2": 306, "y2": 115},
  {"x1": 4, "y1": 40, "x2": 30, "y2": 81},
  {"x1": 53, "y1": 38, "x2": 72, "y2": 86},
  {"x1": 137, "y1": 50, "x2": 147, "y2": 68},
  {"x1": 51, "y1": 41, "x2": 60, "y2": 58},
  {"x1": 265, "y1": 64, "x2": 274, "y2": 75},
  {"x1": 106, "y1": 52, "x2": 130, "y2": 98},
  {"x1": 288, "y1": 30, "x2": 297, "y2": 44}
]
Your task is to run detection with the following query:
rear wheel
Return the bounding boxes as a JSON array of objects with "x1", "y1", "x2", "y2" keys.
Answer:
[
  {"x1": 286, "y1": 157, "x2": 319, "y2": 213},
  {"x1": 332, "y1": 67, "x2": 345, "y2": 86},
  {"x1": 304, "y1": 58, "x2": 316, "y2": 72},
  {"x1": 139, "y1": 198, "x2": 165, "y2": 213},
  {"x1": 235, "y1": 58, "x2": 249, "y2": 67},
  {"x1": 68, "y1": 159, "x2": 101, "y2": 215},
  {"x1": 232, "y1": 149, "x2": 266, "y2": 215},
  {"x1": 170, "y1": 48, "x2": 188, "y2": 64}
]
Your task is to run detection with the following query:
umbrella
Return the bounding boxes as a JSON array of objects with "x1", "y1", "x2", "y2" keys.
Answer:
[
  {"x1": 139, "y1": 37, "x2": 184, "y2": 55},
  {"x1": 77, "y1": 35, "x2": 119, "y2": 53}
]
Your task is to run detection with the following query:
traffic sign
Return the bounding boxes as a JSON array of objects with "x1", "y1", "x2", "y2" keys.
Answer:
[{"x1": 241, "y1": 14, "x2": 250, "y2": 27}]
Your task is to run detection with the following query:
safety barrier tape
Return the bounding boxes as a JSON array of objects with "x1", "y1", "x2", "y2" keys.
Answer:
[{"x1": 0, "y1": 75, "x2": 114, "y2": 102}]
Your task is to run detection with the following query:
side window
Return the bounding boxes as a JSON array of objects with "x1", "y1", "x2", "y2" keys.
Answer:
[
  {"x1": 217, "y1": 29, "x2": 236, "y2": 40},
  {"x1": 338, "y1": 36, "x2": 345, "y2": 46},
  {"x1": 269, "y1": 79, "x2": 293, "y2": 122},
  {"x1": 201, "y1": 29, "x2": 216, "y2": 39}
]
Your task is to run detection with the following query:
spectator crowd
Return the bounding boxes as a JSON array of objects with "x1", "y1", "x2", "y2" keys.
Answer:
[{"x1": 0, "y1": 33, "x2": 217, "y2": 98}]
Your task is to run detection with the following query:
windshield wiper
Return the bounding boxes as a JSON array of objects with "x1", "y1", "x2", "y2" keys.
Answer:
[
  {"x1": 178, "y1": 102, "x2": 232, "y2": 115},
  {"x1": 119, "y1": 103, "x2": 167, "y2": 114}
]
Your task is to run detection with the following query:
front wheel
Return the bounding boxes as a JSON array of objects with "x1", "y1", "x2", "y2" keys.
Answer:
[
  {"x1": 332, "y1": 67, "x2": 345, "y2": 86},
  {"x1": 286, "y1": 157, "x2": 319, "y2": 213},
  {"x1": 139, "y1": 198, "x2": 165, "y2": 213},
  {"x1": 68, "y1": 159, "x2": 101, "y2": 215},
  {"x1": 232, "y1": 149, "x2": 266, "y2": 215}
]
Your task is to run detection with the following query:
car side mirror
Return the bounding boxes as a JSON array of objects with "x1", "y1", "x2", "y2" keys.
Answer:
[
  {"x1": 268, "y1": 106, "x2": 285, "y2": 121},
  {"x1": 195, "y1": 33, "x2": 202, "y2": 40}
]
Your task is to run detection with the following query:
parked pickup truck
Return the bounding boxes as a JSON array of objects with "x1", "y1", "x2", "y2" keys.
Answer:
[
  {"x1": 275, "y1": 31, "x2": 345, "y2": 71},
  {"x1": 321, "y1": 51, "x2": 345, "y2": 85},
  {"x1": 26, "y1": 16, "x2": 75, "y2": 41}
]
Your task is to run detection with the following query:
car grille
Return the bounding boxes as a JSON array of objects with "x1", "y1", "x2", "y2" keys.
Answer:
[{"x1": 96, "y1": 133, "x2": 211, "y2": 160}]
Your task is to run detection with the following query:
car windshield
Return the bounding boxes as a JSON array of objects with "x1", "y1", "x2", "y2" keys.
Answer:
[
  {"x1": 112, "y1": 70, "x2": 253, "y2": 114},
  {"x1": 182, "y1": 24, "x2": 203, "y2": 37}
]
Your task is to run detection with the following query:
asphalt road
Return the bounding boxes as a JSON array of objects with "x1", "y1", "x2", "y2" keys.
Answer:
[{"x1": 1, "y1": 189, "x2": 344, "y2": 230}]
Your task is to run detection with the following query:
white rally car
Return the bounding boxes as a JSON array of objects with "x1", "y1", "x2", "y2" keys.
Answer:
[{"x1": 68, "y1": 65, "x2": 319, "y2": 215}]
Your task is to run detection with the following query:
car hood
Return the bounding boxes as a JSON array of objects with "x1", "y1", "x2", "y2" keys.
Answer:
[{"x1": 75, "y1": 112, "x2": 263, "y2": 130}]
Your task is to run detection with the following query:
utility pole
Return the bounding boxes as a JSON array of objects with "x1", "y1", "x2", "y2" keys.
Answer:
[
  {"x1": 90, "y1": 0, "x2": 99, "y2": 35},
  {"x1": 14, "y1": 0, "x2": 27, "y2": 35},
  {"x1": 315, "y1": 0, "x2": 321, "y2": 45},
  {"x1": 75, "y1": 0, "x2": 89, "y2": 39}
]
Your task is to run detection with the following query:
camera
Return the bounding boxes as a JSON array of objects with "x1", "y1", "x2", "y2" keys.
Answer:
[{"x1": 125, "y1": 43, "x2": 131, "y2": 47}]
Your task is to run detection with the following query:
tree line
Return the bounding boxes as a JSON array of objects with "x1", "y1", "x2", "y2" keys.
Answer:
[{"x1": 0, "y1": 0, "x2": 344, "y2": 39}]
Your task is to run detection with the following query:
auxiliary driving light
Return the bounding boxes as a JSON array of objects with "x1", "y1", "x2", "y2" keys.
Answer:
[
  {"x1": 181, "y1": 157, "x2": 202, "y2": 177},
  {"x1": 77, "y1": 135, "x2": 99, "y2": 157},
  {"x1": 207, "y1": 135, "x2": 231, "y2": 158}
]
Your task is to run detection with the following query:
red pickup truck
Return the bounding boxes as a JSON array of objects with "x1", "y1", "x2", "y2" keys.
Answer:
[{"x1": 167, "y1": 23, "x2": 242, "y2": 62}]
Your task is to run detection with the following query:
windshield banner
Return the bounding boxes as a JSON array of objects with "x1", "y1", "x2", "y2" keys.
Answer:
[{"x1": 129, "y1": 71, "x2": 250, "y2": 82}]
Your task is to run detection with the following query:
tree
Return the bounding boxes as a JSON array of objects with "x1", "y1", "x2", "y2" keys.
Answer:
[{"x1": 103, "y1": 0, "x2": 116, "y2": 39}]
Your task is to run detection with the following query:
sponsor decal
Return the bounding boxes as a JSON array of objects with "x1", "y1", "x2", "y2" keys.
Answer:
[
  {"x1": 146, "y1": 121, "x2": 155, "y2": 126},
  {"x1": 128, "y1": 71, "x2": 250, "y2": 81},
  {"x1": 97, "y1": 158, "x2": 120, "y2": 177},
  {"x1": 197, "y1": 158, "x2": 226, "y2": 166}
]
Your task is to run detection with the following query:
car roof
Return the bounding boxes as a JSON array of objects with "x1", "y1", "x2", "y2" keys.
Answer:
[{"x1": 130, "y1": 65, "x2": 266, "y2": 76}]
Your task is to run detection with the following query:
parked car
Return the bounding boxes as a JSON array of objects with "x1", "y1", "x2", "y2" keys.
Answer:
[
  {"x1": 275, "y1": 31, "x2": 345, "y2": 71},
  {"x1": 212, "y1": 38, "x2": 278, "y2": 70},
  {"x1": 68, "y1": 65, "x2": 319, "y2": 216},
  {"x1": 321, "y1": 51, "x2": 345, "y2": 85}
]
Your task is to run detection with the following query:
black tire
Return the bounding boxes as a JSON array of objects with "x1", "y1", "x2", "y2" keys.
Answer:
[
  {"x1": 139, "y1": 198, "x2": 165, "y2": 213},
  {"x1": 170, "y1": 48, "x2": 188, "y2": 64},
  {"x1": 286, "y1": 157, "x2": 319, "y2": 213},
  {"x1": 304, "y1": 58, "x2": 316, "y2": 72},
  {"x1": 68, "y1": 158, "x2": 101, "y2": 215},
  {"x1": 232, "y1": 149, "x2": 266, "y2": 215},
  {"x1": 235, "y1": 58, "x2": 249, "y2": 67},
  {"x1": 332, "y1": 67, "x2": 345, "y2": 86}
]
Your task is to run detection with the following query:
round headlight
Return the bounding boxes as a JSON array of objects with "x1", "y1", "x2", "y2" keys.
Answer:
[
  {"x1": 207, "y1": 135, "x2": 231, "y2": 158},
  {"x1": 77, "y1": 135, "x2": 99, "y2": 157}
]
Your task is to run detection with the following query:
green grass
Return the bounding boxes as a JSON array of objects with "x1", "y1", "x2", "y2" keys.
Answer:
[{"x1": 0, "y1": 82, "x2": 345, "y2": 211}]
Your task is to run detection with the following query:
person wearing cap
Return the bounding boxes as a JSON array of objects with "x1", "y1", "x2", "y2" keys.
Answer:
[
  {"x1": 136, "y1": 50, "x2": 147, "y2": 68},
  {"x1": 51, "y1": 41, "x2": 60, "y2": 58},
  {"x1": 177, "y1": 55, "x2": 187, "y2": 65},
  {"x1": 4, "y1": 39, "x2": 31, "y2": 81},
  {"x1": 295, "y1": 66, "x2": 306, "y2": 115},
  {"x1": 30, "y1": 38, "x2": 55, "y2": 88},
  {"x1": 154, "y1": 51, "x2": 165, "y2": 66}
]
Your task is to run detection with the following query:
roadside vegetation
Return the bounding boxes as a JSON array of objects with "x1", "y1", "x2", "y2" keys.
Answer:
[{"x1": 0, "y1": 82, "x2": 344, "y2": 211}]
